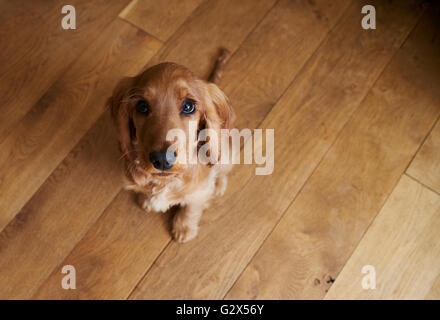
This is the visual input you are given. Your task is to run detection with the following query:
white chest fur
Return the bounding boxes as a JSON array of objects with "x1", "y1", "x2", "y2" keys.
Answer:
[{"x1": 147, "y1": 169, "x2": 218, "y2": 213}]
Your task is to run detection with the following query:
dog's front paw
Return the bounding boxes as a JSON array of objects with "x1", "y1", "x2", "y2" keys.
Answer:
[
  {"x1": 215, "y1": 175, "x2": 228, "y2": 197},
  {"x1": 137, "y1": 193, "x2": 150, "y2": 211},
  {"x1": 172, "y1": 218, "x2": 199, "y2": 243}
]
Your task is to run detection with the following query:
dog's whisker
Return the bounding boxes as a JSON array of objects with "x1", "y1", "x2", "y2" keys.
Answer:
[{"x1": 118, "y1": 149, "x2": 138, "y2": 161}]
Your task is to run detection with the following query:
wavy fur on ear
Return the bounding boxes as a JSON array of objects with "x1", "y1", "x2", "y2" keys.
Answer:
[
  {"x1": 108, "y1": 77, "x2": 135, "y2": 161},
  {"x1": 204, "y1": 82, "x2": 236, "y2": 130},
  {"x1": 195, "y1": 81, "x2": 235, "y2": 167}
]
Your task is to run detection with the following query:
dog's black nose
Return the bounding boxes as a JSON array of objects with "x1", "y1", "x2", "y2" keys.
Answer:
[{"x1": 149, "y1": 150, "x2": 176, "y2": 171}]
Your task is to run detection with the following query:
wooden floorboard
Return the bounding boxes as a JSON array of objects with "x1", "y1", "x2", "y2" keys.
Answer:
[
  {"x1": 143, "y1": 0, "x2": 277, "y2": 80},
  {"x1": 425, "y1": 275, "x2": 440, "y2": 300},
  {"x1": 0, "y1": 19, "x2": 162, "y2": 234},
  {"x1": 0, "y1": 113, "x2": 124, "y2": 299},
  {"x1": 219, "y1": 0, "x2": 352, "y2": 130},
  {"x1": 407, "y1": 120, "x2": 440, "y2": 194},
  {"x1": 130, "y1": 0, "x2": 424, "y2": 299},
  {"x1": 33, "y1": 188, "x2": 171, "y2": 299},
  {"x1": 0, "y1": 0, "x2": 130, "y2": 144},
  {"x1": 1, "y1": 0, "x2": 438, "y2": 300},
  {"x1": 0, "y1": 20, "x2": 161, "y2": 299},
  {"x1": 33, "y1": 0, "x2": 350, "y2": 299},
  {"x1": 120, "y1": 0, "x2": 205, "y2": 42},
  {"x1": 12, "y1": 0, "x2": 276, "y2": 300},
  {"x1": 325, "y1": 175, "x2": 440, "y2": 299},
  {"x1": 227, "y1": 2, "x2": 439, "y2": 299}
]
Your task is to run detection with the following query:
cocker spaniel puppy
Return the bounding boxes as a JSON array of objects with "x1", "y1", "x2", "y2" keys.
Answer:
[{"x1": 109, "y1": 50, "x2": 235, "y2": 243}]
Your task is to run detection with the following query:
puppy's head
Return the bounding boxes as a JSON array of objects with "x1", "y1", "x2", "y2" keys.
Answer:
[{"x1": 109, "y1": 63, "x2": 235, "y2": 183}]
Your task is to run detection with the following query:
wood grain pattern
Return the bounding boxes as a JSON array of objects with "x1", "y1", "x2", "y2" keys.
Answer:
[
  {"x1": 0, "y1": 0, "x2": 130, "y2": 143},
  {"x1": 1, "y1": 0, "x2": 438, "y2": 300},
  {"x1": 325, "y1": 175, "x2": 440, "y2": 299},
  {"x1": 33, "y1": 0, "x2": 350, "y2": 299},
  {"x1": 120, "y1": 0, "x2": 205, "y2": 41},
  {"x1": 0, "y1": 113, "x2": 125, "y2": 299},
  {"x1": 24, "y1": 0, "x2": 276, "y2": 300},
  {"x1": 0, "y1": 20, "x2": 162, "y2": 233},
  {"x1": 33, "y1": 191, "x2": 171, "y2": 299},
  {"x1": 407, "y1": 121, "x2": 440, "y2": 194},
  {"x1": 145, "y1": 0, "x2": 277, "y2": 80},
  {"x1": 220, "y1": 0, "x2": 351, "y2": 130},
  {"x1": 0, "y1": 21, "x2": 161, "y2": 299},
  {"x1": 425, "y1": 275, "x2": 440, "y2": 300},
  {"x1": 227, "y1": 2, "x2": 440, "y2": 299},
  {"x1": 130, "y1": 0, "x2": 424, "y2": 299}
]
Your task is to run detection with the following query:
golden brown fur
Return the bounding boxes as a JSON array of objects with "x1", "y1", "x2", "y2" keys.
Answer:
[{"x1": 109, "y1": 52, "x2": 235, "y2": 242}]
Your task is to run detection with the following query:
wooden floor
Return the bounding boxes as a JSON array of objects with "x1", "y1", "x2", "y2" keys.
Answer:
[{"x1": 0, "y1": 0, "x2": 439, "y2": 300}]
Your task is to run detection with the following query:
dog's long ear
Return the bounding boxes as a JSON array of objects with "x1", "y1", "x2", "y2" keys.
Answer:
[
  {"x1": 203, "y1": 82, "x2": 236, "y2": 131},
  {"x1": 198, "y1": 82, "x2": 235, "y2": 165},
  {"x1": 108, "y1": 77, "x2": 136, "y2": 161}
]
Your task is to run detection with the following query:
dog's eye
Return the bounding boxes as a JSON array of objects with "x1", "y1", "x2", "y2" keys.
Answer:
[
  {"x1": 136, "y1": 99, "x2": 149, "y2": 114},
  {"x1": 181, "y1": 99, "x2": 196, "y2": 115}
]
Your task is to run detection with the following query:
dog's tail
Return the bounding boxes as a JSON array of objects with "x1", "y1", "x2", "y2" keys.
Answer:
[{"x1": 209, "y1": 48, "x2": 231, "y2": 84}]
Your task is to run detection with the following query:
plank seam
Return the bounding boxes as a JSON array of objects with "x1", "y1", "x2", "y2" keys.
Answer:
[
  {"x1": 28, "y1": 22, "x2": 164, "y2": 298},
  {"x1": 208, "y1": 0, "x2": 281, "y2": 88},
  {"x1": 404, "y1": 173, "x2": 440, "y2": 197},
  {"x1": 221, "y1": 0, "x2": 359, "y2": 300},
  {"x1": 118, "y1": 16, "x2": 165, "y2": 44},
  {"x1": 223, "y1": 0, "x2": 426, "y2": 300},
  {"x1": 119, "y1": 0, "x2": 207, "y2": 43},
  {"x1": 404, "y1": 113, "x2": 440, "y2": 174},
  {"x1": 126, "y1": 239, "x2": 173, "y2": 299},
  {"x1": 0, "y1": 2, "x2": 133, "y2": 233},
  {"x1": 29, "y1": 186, "x2": 123, "y2": 298},
  {"x1": 0, "y1": 0, "x2": 132, "y2": 146},
  {"x1": 34, "y1": 0, "x2": 281, "y2": 299},
  {"x1": 125, "y1": 0, "x2": 283, "y2": 300},
  {"x1": 322, "y1": 7, "x2": 429, "y2": 300}
]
